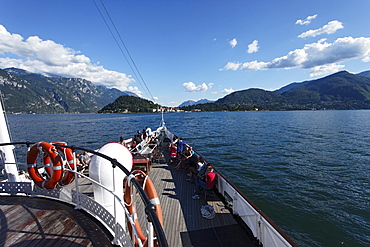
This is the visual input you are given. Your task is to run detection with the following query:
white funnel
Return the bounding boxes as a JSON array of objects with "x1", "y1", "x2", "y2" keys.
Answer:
[{"x1": 89, "y1": 142, "x2": 133, "y2": 227}]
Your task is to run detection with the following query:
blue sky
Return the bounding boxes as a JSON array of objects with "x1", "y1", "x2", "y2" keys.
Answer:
[{"x1": 1, "y1": 0, "x2": 370, "y2": 107}]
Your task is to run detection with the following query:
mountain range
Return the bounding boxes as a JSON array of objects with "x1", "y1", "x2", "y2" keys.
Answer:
[
  {"x1": 178, "y1": 99, "x2": 214, "y2": 107},
  {"x1": 1, "y1": 67, "x2": 370, "y2": 113},
  {"x1": 0, "y1": 68, "x2": 136, "y2": 114},
  {"x1": 180, "y1": 70, "x2": 370, "y2": 111}
]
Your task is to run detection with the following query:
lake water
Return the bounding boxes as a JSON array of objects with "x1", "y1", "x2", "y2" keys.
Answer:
[{"x1": 4, "y1": 111, "x2": 370, "y2": 246}]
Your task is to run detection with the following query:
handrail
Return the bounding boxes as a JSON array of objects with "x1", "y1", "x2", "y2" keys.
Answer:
[
  {"x1": 192, "y1": 149, "x2": 298, "y2": 247},
  {"x1": 65, "y1": 168, "x2": 145, "y2": 246},
  {"x1": 0, "y1": 141, "x2": 169, "y2": 247}
]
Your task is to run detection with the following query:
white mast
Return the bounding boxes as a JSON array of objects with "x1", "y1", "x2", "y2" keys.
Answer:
[{"x1": 0, "y1": 98, "x2": 19, "y2": 182}]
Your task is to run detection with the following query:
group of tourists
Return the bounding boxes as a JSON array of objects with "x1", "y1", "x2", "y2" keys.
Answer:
[
  {"x1": 119, "y1": 126, "x2": 153, "y2": 152},
  {"x1": 169, "y1": 136, "x2": 216, "y2": 200}
]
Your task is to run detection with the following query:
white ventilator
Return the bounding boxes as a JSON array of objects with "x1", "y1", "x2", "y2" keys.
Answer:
[{"x1": 89, "y1": 142, "x2": 133, "y2": 227}]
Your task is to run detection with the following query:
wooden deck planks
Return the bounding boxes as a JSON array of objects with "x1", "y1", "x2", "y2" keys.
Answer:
[
  {"x1": 0, "y1": 197, "x2": 113, "y2": 247},
  {"x1": 147, "y1": 154, "x2": 244, "y2": 247}
]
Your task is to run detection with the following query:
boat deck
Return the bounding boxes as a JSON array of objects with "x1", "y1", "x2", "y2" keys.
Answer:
[
  {"x1": 0, "y1": 196, "x2": 113, "y2": 247},
  {"x1": 148, "y1": 156, "x2": 257, "y2": 247},
  {"x1": 0, "y1": 153, "x2": 257, "y2": 247}
]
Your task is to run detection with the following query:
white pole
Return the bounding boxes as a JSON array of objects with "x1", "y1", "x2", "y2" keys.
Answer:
[{"x1": 0, "y1": 100, "x2": 19, "y2": 182}]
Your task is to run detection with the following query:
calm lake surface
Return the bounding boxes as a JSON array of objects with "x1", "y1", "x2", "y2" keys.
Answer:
[{"x1": 4, "y1": 110, "x2": 370, "y2": 247}]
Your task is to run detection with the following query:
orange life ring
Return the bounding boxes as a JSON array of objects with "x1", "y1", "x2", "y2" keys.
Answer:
[
  {"x1": 42, "y1": 153, "x2": 52, "y2": 175},
  {"x1": 52, "y1": 141, "x2": 76, "y2": 186},
  {"x1": 27, "y1": 142, "x2": 64, "y2": 189},
  {"x1": 124, "y1": 170, "x2": 163, "y2": 247}
]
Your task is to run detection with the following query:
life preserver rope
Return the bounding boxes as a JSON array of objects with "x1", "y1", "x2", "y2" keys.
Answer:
[
  {"x1": 124, "y1": 170, "x2": 163, "y2": 247},
  {"x1": 52, "y1": 141, "x2": 75, "y2": 186},
  {"x1": 27, "y1": 142, "x2": 64, "y2": 189}
]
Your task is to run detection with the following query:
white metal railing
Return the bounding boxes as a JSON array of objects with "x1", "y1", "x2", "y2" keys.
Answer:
[
  {"x1": 0, "y1": 162, "x2": 162, "y2": 247},
  {"x1": 0, "y1": 141, "x2": 168, "y2": 247},
  {"x1": 215, "y1": 172, "x2": 297, "y2": 247}
]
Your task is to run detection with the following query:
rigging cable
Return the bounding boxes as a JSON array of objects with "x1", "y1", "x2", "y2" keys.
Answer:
[{"x1": 92, "y1": 0, "x2": 155, "y2": 101}]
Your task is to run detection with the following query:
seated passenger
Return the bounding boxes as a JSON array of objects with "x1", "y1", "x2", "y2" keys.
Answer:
[
  {"x1": 75, "y1": 154, "x2": 86, "y2": 172},
  {"x1": 79, "y1": 151, "x2": 91, "y2": 167},
  {"x1": 175, "y1": 145, "x2": 193, "y2": 170},
  {"x1": 119, "y1": 136, "x2": 127, "y2": 146},
  {"x1": 130, "y1": 140, "x2": 138, "y2": 152},
  {"x1": 142, "y1": 128, "x2": 147, "y2": 140},
  {"x1": 192, "y1": 165, "x2": 216, "y2": 199},
  {"x1": 134, "y1": 132, "x2": 142, "y2": 143},
  {"x1": 176, "y1": 138, "x2": 187, "y2": 158},
  {"x1": 169, "y1": 141, "x2": 177, "y2": 163},
  {"x1": 186, "y1": 155, "x2": 201, "y2": 182},
  {"x1": 188, "y1": 157, "x2": 206, "y2": 182}
]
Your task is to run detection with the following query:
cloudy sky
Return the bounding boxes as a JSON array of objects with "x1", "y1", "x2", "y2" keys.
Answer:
[{"x1": 0, "y1": 0, "x2": 369, "y2": 106}]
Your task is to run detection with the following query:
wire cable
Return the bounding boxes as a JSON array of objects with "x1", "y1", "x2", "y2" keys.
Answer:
[{"x1": 92, "y1": 0, "x2": 155, "y2": 101}]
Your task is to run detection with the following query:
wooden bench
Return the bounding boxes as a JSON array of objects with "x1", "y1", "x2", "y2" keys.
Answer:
[{"x1": 133, "y1": 156, "x2": 151, "y2": 172}]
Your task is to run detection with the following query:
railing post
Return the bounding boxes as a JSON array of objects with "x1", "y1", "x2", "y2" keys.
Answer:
[
  {"x1": 73, "y1": 152, "x2": 82, "y2": 209},
  {"x1": 148, "y1": 221, "x2": 154, "y2": 247},
  {"x1": 112, "y1": 162, "x2": 120, "y2": 245}
]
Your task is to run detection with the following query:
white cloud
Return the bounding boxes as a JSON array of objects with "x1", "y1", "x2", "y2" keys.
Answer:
[
  {"x1": 229, "y1": 38, "x2": 237, "y2": 48},
  {"x1": 298, "y1": 20, "x2": 344, "y2": 38},
  {"x1": 240, "y1": 60, "x2": 269, "y2": 70},
  {"x1": 221, "y1": 36, "x2": 370, "y2": 76},
  {"x1": 183, "y1": 82, "x2": 214, "y2": 92},
  {"x1": 220, "y1": 62, "x2": 241, "y2": 71},
  {"x1": 0, "y1": 24, "x2": 140, "y2": 94},
  {"x1": 247, "y1": 40, "x2": 259, "y2": 53},
  {"x1": 295, "y1": 14, "x2": 318, "y2": 25},
  {"x1": 222, "y1": 88, "x2": 235, "y2": 94},
  {"x1": 310, "y1": 64, "x2": 345, "y2": 77}
]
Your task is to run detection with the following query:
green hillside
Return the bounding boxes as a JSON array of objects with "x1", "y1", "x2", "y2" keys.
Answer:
[
  {"x1": 181, "y1": 70, "x2": 370, "y2": 111},
  {"x1": 0, "y1": 68, "x2": 134, "y2": 114},
  {"x1": 98, "y1": 95, "x2": 161, "y2": 113}
]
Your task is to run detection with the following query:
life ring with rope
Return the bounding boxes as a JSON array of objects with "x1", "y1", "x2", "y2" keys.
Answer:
[
  {"x1": 51, "y1": 141, "x2": 76, "y2": 186},
  {"x1": 124, "y1": 170, "x2": 163, "y2": 247},
  {"x1": 42, "y1": 152, "x2": 52, "y2": 175},
  {"x1": 27, "y1": 142, "x2": 64, "y2": 189}
]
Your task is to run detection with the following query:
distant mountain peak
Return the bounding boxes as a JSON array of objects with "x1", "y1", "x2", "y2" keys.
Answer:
[
  {"x1": 178, "y1": 98, "x2": 214, "y2": 107},
  {"x1": 0, "y1": 67, "x2": 138, "y2": 113},
  {"x1": 357, "y1": 70, "x2": 370, "y2": 78},
  {"x1": 4, "y1": 67, "x2": 63, "y2": 79}
]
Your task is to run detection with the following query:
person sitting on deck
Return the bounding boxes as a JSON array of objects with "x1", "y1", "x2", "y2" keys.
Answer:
[
  {"x1": 169, "y1": 136, "x2": 178, "y2": 164},
  {"x1": 145, "y1": 126, "x2": 152, "y2": 140},
  {"x1": 175, "y1": 145, "x2": 193, "y2": 170},
  {"x1": 192, "y1": 165, "x2": 216, "y2": 200},
  {"x1": 169, "y1": 142, "x2": 178, "y2": 163},
  {"x1": 130, "y1": 140, "x2": 138, "y2": 152},
  {"x1": 79, "y1": 151, "x2": 91, "y2": 168},
  {"x1": 134, "y1": 131, "x2": 142, "y2": 143},
  {"x1": 75, "y1": 154, "x2": 86, "y2": 173},
  {"x1": 176, "y1": 138, "x2": 187, "y2": 159},
  {"x1": 119, "y1": 136, "x2": 127, "y2": 146},
  {"x1": 187, "y1": 156, "x2": 205, "y2": 182},
  {"x1": 142, "y1": 129, "x2": 147, "y2": 140}
]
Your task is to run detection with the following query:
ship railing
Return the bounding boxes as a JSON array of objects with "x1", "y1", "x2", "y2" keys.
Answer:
[
  {"x1": 215, "y1": 174, "x2": 297, "y2": 247},
  {"x1": 0, "y1": 142, "x2": 169, "y2": 247},
  {"x1": 192, "y1": 149, "x2": 298, "y2": 247}
]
